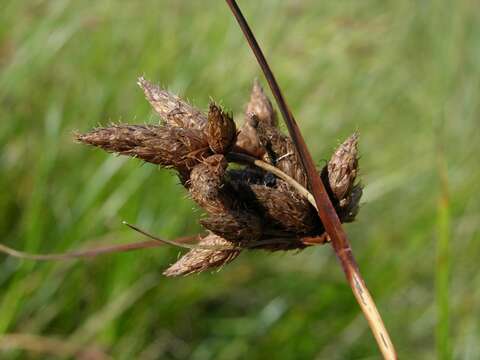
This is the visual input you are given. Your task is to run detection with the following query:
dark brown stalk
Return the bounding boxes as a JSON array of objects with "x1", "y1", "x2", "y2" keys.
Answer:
[{"x1": 224, "y1": 1, "x2": 397, "y2": 358}]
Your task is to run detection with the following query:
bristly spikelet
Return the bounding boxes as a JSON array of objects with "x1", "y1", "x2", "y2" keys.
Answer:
[
  {"x1": 256, "y1": 120, "x2": 308, "y2": 187},
  {"x1": 163, "y1": 233, "x2": 240, "y2": 277},
  {"x1": 137, "y1": 76, "x2": 207, "y2": 130},
  {"x1": 328, "y1": 133, "x2": 359, "y2": 201},
  {"x1": 188, "y1": 154, "x2": 263, "y2": 243},
  {"x1": 207, "y1": 103, "x2": 237, "y2": 154},
  {"x1": 236, "y1": 115, "x2": 266, "y2": 158},
  {"x1": 249, "y1": 181, "x2": 318, "y2": 235},
  {"x1": 326, "y1": 133, "x2": 362, "y2": 223},
  {"x1": 245, "y1": 79, "x2": 277, "y2": 127},
  {"x1": 75, "y1": 124, "x2": 211, "y2": 173},
  {"x1": 236, "y1": 79, "x2": 275, "y2": 158},
  {"x1": 238, "y1": 80, "x2": 305, "y2": 186},
  {"x1": 188, "y1": 154, "x2": 231, "y2": 213}
]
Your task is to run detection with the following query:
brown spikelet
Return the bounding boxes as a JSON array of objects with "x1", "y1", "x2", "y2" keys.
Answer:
[
  {"x1": 188, "y1": 154, "x2": 231, "y2": 213},
  {"x1": 328, "y1": 133, "x2": 359, "y2": 200},
  {"x1": 235, "y1": 80, "x2": 275, "y2": 158},
  {"x1": 199, "y1": 212, "x2": 262, "y2": 244},
  {"x1": 249, "y1": 181, "x2": 318, "y2": 235},
  {"x1": 235, "y1": 115, "x2": 266, "y2": 159},
  {"x1": 245, "y1": 79, "x2": 277, "y2": 127},
  {"x1": 225, "y1": 167, "x2": 318, "y2": 241},
  {"x1": 206, "y1": 103, "x2": 237, "y2": 154},
  {"x1": 189, "y1": 155, "x2": 263, "y2": 242},
  {"x1": 256, "y1": 121, "x2": 307, "y2": 187},
  {"x1": 324, "y1": 133, "x2": 362, "y2": 223},
  {"x1": 163, "y1": 233, "x2": 240, "y2": 277},
  {"x1": 137, "y1": 77, "x2": 207, "y2": 130},
  {"x1": 75, "y1": 124, "x2": 211, "y2": 173}
]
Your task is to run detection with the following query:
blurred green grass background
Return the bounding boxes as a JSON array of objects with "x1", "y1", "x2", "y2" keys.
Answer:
[{"x1": 1, "y1": 0, "x2": 479, "y2": 359}]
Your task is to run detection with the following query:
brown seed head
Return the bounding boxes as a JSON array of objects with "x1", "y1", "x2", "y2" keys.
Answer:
[
  {"x1": 163, "y1": 233, "x2": 240, "y2": 277},
  {"x1": 235, "y1": 80, "x2": 276, "y2": 159},
  {"x1": 245, "y1": 79, "x2": 277, "y2": 127},
  {"x1": 75, "y1": 124, "x2": 211, "y2": 174},
  {"x1": 256, "y1": 121, "x2": 307, "y2": 187},
  {"x1": 250, "y1": 181, "x2": 318, "y2": 235},
  {"x1": 189, "y1": 154, "x2": 229, "y2": 212},
  {"x1": 137, "y1": 76, "x2": 207, "y2": 130},
  {"x1": 235, "y1": 115, "x2": 266, "y2": 158},
  {"x1": 189, "y1": 154, "x2": 263, "y2": 243},
  {"x1": 76, "y1": 76, "x2": 364, "y2": 276},
  {"x1": 328, "y1": 133, "x2": 359, "y2": 200},
  {"x1": 207, "y1": 103, "x2": 237, "y2": 154}
]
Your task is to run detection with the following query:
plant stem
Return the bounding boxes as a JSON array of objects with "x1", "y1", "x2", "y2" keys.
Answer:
[
  {"x1": 0, "y1": 241, "x2": 161, "y2": 260},
  {"x1": 435, "y1": 143, "x2": 451, "y2": 360},
  {"x1": 224, "y1": 1, "x2": 397, "y2": 358},
  {"x1": 0, "y1": 234, "x2": 196, "y2": 261}
]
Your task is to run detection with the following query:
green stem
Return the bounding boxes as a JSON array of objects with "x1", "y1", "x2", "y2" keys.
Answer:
[{"x1": 436, "y1": 145, "x2": 451, "y2": 360}]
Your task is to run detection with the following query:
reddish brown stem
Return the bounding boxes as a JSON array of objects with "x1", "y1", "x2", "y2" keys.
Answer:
[
  {"x1": 224, "y1": 1, "x2": 397, "y2": 358},
  {"x1": 0, "y1": 235, "x2": 197, "y2": 261}
]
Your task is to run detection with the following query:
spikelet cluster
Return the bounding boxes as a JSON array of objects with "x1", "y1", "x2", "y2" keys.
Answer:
[{"x1": 76, "y1": 77, "x2": 362, "y2": 276}]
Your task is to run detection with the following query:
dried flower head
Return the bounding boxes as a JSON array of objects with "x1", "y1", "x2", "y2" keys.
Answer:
[
  {"x1": 255, "y1": 119, "x2": 308, "y2": 187},
  {"x1": 75, "y1": 77, "x2": 362, "y2": 276},
  {"x1": 188, "y1": 154, "x2": 263, "y2": 243},
  {"x1": 236, "y1": 115, "x2": 266, "y2": 159},
  {"x1": 249, "y1": 181, "x2": 318, "y2": 235},
  {"x1": 206, "y1": 103, "x2": 237, "y2": 154},
  {"x1": 236, "y1": 80, "x2": 275, "y2": 158},
  {"x1": 245, "y1": 78, "x2": 277, "y2": 127},
  {"x1": 163, "y1": 233, "x2": 240, "y2": 277},
  {"x1": 138, "y1": 76, "x2": 207, "y2": 130},
  {"x1": 328, "y1": 133, "x2": 359, "y2": 201}
]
